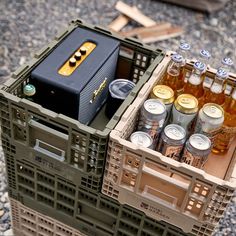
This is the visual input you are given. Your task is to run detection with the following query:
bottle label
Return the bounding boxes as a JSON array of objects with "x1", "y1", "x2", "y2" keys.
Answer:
[
  {"x1": 203, "y1": 76, "x2": 213, "y2": 89},
  {"x1": 214, "y1": 125, "x2": 236, "y2": 149}
]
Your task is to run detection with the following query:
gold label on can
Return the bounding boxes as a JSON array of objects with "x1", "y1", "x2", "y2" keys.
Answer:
[
  {"x1": 175, "y1": 94, "x2": 198, "y2": 114},
  {"x1": 151, "y1": 85, "x2": 174, "y2": 104}
]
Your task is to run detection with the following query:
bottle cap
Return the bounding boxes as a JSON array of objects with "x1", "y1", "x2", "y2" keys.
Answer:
[
  {"x1": 222, "y1": 57, "x2": 233, "y2": 67},
  {"x1": 171, "y1": 54, "x2": 183, "y2": 63},
  {"x1": 179, "y1": 42, "x2": 191, "y2": 51},
  {"x1": 194, "y1": 61, "x2": 206, "y2": 72},
  {"x1": 200, "y1": 49, "x2": 211, "y2": 60},
  {"x1": 216, "y1": 68, "x2": 228, "y2": 79}
]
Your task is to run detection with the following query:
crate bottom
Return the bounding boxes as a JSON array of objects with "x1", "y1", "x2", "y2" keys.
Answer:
[
  {"x1": 102, "y1": 180, "x2": 217, "y2": 236},
  {"x1": 10, "y1": 198, "x2": 85, "y2": 236}
]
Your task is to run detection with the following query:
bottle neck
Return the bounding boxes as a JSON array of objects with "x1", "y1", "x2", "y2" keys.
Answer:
[
  {"x1": 229, "y1": 89, "x2": 236, "y2": 114},
  {"x1": 167, "y1": 61, "x2": 181, "y2": 76},
  {"x1": 188, "y1": 68, "x2": 204, "y2": 86},
  {"x1": 210, "y1": 76, "x2": 226, "y2": 94}
]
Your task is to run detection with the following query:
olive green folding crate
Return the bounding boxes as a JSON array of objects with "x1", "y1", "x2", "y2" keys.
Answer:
[
  {"x1": 0, "y1": 19, "x2": 164, "y2": 193},
  {"x1": 9, "y1": 190, "x2": 191, "y2": 236}
]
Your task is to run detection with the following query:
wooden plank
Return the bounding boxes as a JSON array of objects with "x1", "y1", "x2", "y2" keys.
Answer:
[
  {"x1": 108, "y1": 6, "x2": 139, "y2": 32},
  {"x1": 138, "y1": 26, "x2": 184, "y2": 43},
  {"x1": 115, "y1": 1, "x2": 156, "y2": 27},
  {"x1": 121, "y1": 22, "x2": 172, "y2": 37},
  {"x1": 108, "y1": 14, "x2": 130, "y2": 32}
]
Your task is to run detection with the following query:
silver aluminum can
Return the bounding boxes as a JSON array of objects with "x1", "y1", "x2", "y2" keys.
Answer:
[
  {"x1": 181, "y1": 134, "x2": 212, "y2": 169},
  {"x1": 194, "y1": 103, "x2": 224, "y2": 145},
  {"x1": 157, "y1": 124, "x2": 186, "y2": 161},
  {"x1": 138, "y1": 99, "x2": 167, "y2": 141},
  {"x1": 130, "y1": 131, "x2": 153, "y2": 149},
  {"x1": 170, "y1": 94, "x2": 198, "y2": 134}
]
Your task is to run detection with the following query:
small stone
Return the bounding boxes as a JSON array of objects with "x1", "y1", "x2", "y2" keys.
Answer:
[
  {"x1": 0, "y1": 209, "x2": 4, "y2": 217},
  {"x1": 210, "y1": 18, "x2": 218, "y2": 26},
  {"x1": 4, "y1": 229, "x2": 14, "y2": 236},
  {"x1": 0, "y1": 212, "x2": 10, "y2": 223},
  {"x1": 0, "y1": 68, "x2": 9, "y2": 77},
  {"x1": 194, "y1": 31, "x2": 201, "y2": 38},
  {"x1": 19, "y1": 57, "x2": 26, "y2": 65},
  {"x1": 0, "y1": 192, "x2": 8, "y2": 203},
  {"x1": 4, "y1": 202, "x2": 10, "y2": 209}
]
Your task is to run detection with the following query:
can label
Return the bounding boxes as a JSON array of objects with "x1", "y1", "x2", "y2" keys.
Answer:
[
  {"x1": 195, "y1": 117, "x2": 222, "y2": 144},
  {"x1": 170, "y1": 106, "x2": 197, "y2": 132},
  {"x1": 161, "y1": 144, "x2": 183, "y2": 161},
  {"x1": 138, "y1": 118, "x2": 165, "y2": 139},
  {"x1": 181, "y1": 149, "x2": 205, "y2": 168}
]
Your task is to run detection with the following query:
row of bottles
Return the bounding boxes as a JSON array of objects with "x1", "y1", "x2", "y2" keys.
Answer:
[{"x1": 163, "y1": 42, "x2": 236, "y2": 154}]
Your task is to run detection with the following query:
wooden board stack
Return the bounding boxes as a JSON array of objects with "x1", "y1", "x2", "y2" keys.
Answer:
[{"x1": 109, "y1": 1, "x2": 184, "y2": 43}]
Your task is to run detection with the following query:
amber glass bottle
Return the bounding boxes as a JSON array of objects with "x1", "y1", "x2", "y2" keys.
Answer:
[
  {"x1": 183, "y1": 61, "x2": 206, "y2": 98},
  {"x1": 163, "y1": 54, "x2": 183, "y2": 95},
  {"x1": 201, "y1": 68, "x2": 228, "y2": 106},
  {"x1": 213, "y1": 88, "x2": 236, "y2": 153},
  {"x1": 177, "y1": 42, "x2": 191, "y2": 93}
]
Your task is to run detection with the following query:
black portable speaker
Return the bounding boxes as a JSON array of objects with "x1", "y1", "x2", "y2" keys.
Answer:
[{"x1": 31, "y1": 27, "x2": 120, "y2": 124}]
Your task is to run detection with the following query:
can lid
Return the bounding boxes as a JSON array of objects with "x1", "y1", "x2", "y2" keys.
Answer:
[
  {"x1": 202, "y1": 103, "x2": 224, "y2": 119},
  {"x1": 143, "y1": 99, "x2": 166, "y2": 115},
  {"x1": 216, "y1": 68, "x2": 228, "y2": 79},
  {"x1": 189, "y1": 134, "x2": 211, "y2": 151},
  {"x1": 130, "y1": 131, "x2": 153, "y2": 148},
  {"x1": 179, "y1": 42, "x2": 191, "y2": 51},
  {"x1": 200, "y1": 49, "x2": 211, "y2": 59},
  {"x1": 174, "y1": 94, "x2": 198, "y2": 114},
  {"x1": 222, "y1": 57, "x2": 233, "y2": 67},
  {"x1": 171, "y1": 54, "x2": 183, "y2": 63},
  {"x1": 164, "y1": 124, "x2": 186, "y2": 141},
  {"x1": 23, "y1": 84, "x2": 36, "y2": 97},
  {"x1": 151, "y1": 85, "x2": 174, "y2": 104},
  {"x1": 194, "y1": 61, "x2": 206, "y2": 72},
  {"x1": 109, "y1": 79, "x2": 135, "y2": 99}
]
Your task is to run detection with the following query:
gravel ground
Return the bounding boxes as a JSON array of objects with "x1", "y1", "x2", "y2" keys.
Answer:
[{"x1": 0, "y1": 0, "x2": 235, "y2": 235}]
